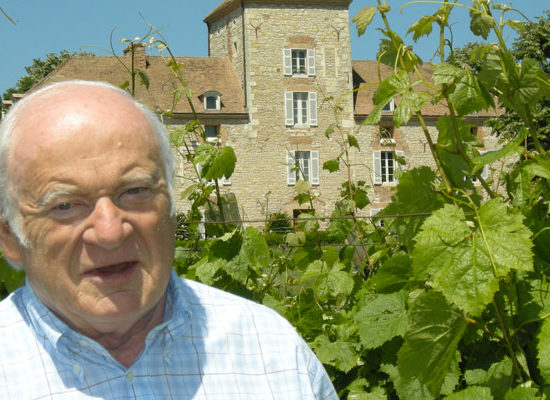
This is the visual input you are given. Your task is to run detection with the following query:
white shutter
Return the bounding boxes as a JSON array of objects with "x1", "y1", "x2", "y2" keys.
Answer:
[
  {"x1": 283, "y1": 48, "x2": 292, "y2": 76},
  {"x1": 308, "y1": 91, "x2": 317, "y2": 127},
  {"x1": 287, "y1": 151, "x2": 296, "y2": 185},
  {"x1": 220, "y1": 175, "x2": 231, "y2": 185},
  {"x1": 479, "y1": 150, "x2": 489, "y2": 180},
  {"x1": 285, "y1": 91, "x2": 294, "y2": 126},
  {"x1": 373, "y1": 150, "x2": 382, "y2": 185},
  {"x1": 395, "y1": 151, "x2": 406, "y2": 170},
  {"x1": 395, "y1": 150, "x2": 405, "y2": 183},
  {"x1": 307, "y1": 49, "x2": 316, "y2": 76},
  {"x1": 311, "y1": 151, "x2": 319, "y2": 185}
]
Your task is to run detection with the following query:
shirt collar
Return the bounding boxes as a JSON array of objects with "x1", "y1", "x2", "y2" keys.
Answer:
[{"x1": 21, "y1": 269, "x2": 192, "y2": 354}]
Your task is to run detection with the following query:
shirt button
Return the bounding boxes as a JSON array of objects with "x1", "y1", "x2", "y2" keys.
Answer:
[
  {"x1": 126, "y1": 370, "x2": 135, "y2": 382},
  {"x1": 165, "y1": 349, "x2": 170, "y2": 357},
  {"x1": 73, "y1": 364, "x2": 81, "y2": 373},
  {"x1": 79, "y1": 340, "x2": 89, "y2": 347}
]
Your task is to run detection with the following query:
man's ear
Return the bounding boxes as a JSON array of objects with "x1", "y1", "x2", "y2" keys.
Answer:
[{"x1": 0, "y1": 221, "x2": 23, "y2": 265}]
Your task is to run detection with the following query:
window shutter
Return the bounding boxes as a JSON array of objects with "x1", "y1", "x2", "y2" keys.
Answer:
[
  {"x1": 395, "y1": 151, "x2": 406, "y2": 170},
  {"x1": 287, "y1": 151, "x2": 296, "y2": 185},
  {"x1": 285, "y1": 92, "x2": 294, "y2": 126},
  {"x1": 311, "y1": 151, "x2": 320, "y2": 185},
  {"x1": 220, "y1": 174, "x2": 231, "y2": 185},
  {"x1": 307, "y1": 49, "x2": 316, "y2": 76},
  {"x1": 373, "y1": 150, "x2": 382, "y2": 185},
  {"x1": 308, "y1": 91, "x2": 318, "y2": 127},
  {"x1": 283, "y1": 48, "x2": 292, "y2": 76},
  {"x1": 480, "y1": 150, "x2": 489, "y2": 180},
  {"x1": 395, "y1": 150, "x2": 405, "y2": 183}
]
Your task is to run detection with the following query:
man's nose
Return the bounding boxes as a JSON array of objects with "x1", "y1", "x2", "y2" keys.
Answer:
[{"x1": 82, "y1": 197, "x2": 133, "y2": 249}]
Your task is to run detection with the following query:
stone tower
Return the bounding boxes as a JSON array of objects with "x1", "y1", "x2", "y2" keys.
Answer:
[{"x1": 204, "y1": 0, "x2": 355, "y2": 218}]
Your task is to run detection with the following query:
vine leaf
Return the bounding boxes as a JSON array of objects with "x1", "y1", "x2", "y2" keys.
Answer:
[
  {"x1": 354, "y1": 291, "x2": 408, "y2": 349},
  {"x1": 537, "y1": 318, "x2": 550, "y2": 385},
  {"x1": 398, "y1": 291, "x2": 468, "y2": 396},
  {"x1": 412, "y1": 200, "x2": 533, "y2": 316},
  {"x1": 444, "y1": 386, "x2": 493, "y2": 399},
  {"x1": 352, "y1": 6, "x2": 376, "y2": 37},
  {"x1": 312, "y1": 334, "x2": 357, "y2": 373}
]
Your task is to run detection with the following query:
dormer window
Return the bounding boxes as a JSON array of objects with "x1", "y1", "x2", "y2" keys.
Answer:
[
  {"x1": 203, "y1": 91, "x2": 221, "y2": 111},
  {"x1": 382, "y1": 99, "x2": 395, "y2": 113}
]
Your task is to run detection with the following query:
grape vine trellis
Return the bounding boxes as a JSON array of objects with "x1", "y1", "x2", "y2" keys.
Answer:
[{"x1": 2, "y1": 0, "x2": 550, "y2": 398}]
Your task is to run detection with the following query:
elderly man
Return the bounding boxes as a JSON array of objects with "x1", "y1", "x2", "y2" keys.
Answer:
[{"x1": 0, "y1": 81, "x2": 337, "y2": 399}]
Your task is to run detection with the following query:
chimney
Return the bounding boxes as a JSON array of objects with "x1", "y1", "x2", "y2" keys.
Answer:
[{"x1": 123, "y1": 43, "x2": 148, "y2": 70}]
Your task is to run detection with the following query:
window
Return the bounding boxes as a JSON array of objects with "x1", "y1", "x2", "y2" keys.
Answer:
[
  {"x1": 204, "y1": 125, "x2": 219, "y2": 143},
  {"x1": 471, "y1": 150, "x2": 489, "y2": 184},
  {"x1": 283, "y1": 48, "x2": 316, "y2": 76},
  {"x1": 287, "y1": 150, "x2": 319, "y2": 185},
  {"x1": 379, "y1": 126, "x2": 395, "y2": 145},
  {"x1": 202, "y1": 91, "x2": 221, "y2": 111},
  {"x1": 370, "y1": 208, "x2": 384, "y2": 227},
  {"x1": 285, "y1": 91, "x2": 318, "y2": 127},
  {"x1": 373, "y1": 150, "x2": 405, "y2": 185},
  {"x1": 382, "y1": 99, "x2": 395, "y2": 113}
]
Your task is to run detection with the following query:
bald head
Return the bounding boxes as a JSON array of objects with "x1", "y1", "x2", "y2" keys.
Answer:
[{"x1": 0, "y1": 81, "x2": 175, "y2": 248}]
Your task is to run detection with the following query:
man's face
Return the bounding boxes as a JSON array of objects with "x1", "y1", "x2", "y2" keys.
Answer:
[{"x1": 3, "y1": 86, "x2": 175, "y2": 335}]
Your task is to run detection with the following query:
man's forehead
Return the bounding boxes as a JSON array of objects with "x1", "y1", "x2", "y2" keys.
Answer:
[{"x1": 12, "y1": 85, "x2": 153, "y2": 146}]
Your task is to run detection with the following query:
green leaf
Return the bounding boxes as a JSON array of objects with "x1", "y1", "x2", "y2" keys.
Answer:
[
  {"x1": 241, "y1": 227, "x2": 270, "y2": 272},
  {"x1": 348, "y1": 134, "x2": 359, "y2": 149},
  {"x1": 483, "y1": 358, "x2": 513, "y2": 400},
  {"x1": 119, "y1": 80, "x2": 130, "y2": 90},
  {"x1": 314, "y1": 263, "x2": 354, "y2": 301},
  {"x1": 398, "y1": 291, "x2": 468, "y2": 396},
  {"x1": 444, "y1": 386, "x2": 493, "y2": 399},
  {"x1": 137, "y1": 69, "x2": 150, "y2": 89},
  {"x1": 312, "y1": 335, "x2": 357, "y2": 373},
  {"x1": 537, "y1": 317, "x2": 550, "y2": 385},
  {"x1": 352, "y1": 6, "x2": 377, "y2": 37},
  {"x1": 347, "y1": 380, "x2": 386, "y2": 400},
  {"x1": 504, "y1": 386, "x2": 539, "y2": 400},
  {"x1": 471, "y1": 139, "x2": 523, "y2": 175},
  {"x1": 407, "y1": 15, "x2": 435, "y2": 41},
  {"x1": 469, "y1": 3, "x2": 493, "y2": 40},
  {"x1": 371, "y1": 254, "x2": 413, "y2": 293},
  {"x1": 449, "y1": 70, "x2": 494, "y2": 114},
  {"x1": 394, "y1": 91, "x2": 431, "y2": 127},
  {"x1": 354, "y1": 291, "x2": 408, "y2": 349},
  {"x1": 382, "y1": 167, "x2": 445, "y2": 250},
  {"x1": 381, "y1": 363, "x2": 434, "y2": 400},
  {"x1": 412, "y1": 201, "x2": 533, "y2": 316},
  {"x1": 323, "y1": 159, "x2": 340, "y2": 173}
]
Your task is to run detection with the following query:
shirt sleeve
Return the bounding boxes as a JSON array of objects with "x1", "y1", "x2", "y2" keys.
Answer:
[{"x1": 296, "y1": 337, "x2": 339, "y2": 400}]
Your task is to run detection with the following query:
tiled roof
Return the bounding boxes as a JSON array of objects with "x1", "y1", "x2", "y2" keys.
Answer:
[
  {"x1": 33, "y1": 54, "x2": 248, "y2": 117},
  {"x1": 352, "y1": 60, "x2": 501, "y2": 119}
]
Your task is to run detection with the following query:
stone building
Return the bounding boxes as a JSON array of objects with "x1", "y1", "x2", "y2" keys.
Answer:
[{"x1": 23, "y1": 0, "x2": 500, "y2": 223}]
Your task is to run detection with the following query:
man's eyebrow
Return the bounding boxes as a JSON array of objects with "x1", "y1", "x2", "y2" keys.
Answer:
[{"x1": 37, "y1": 188, "x2": 79, "y2": 207}]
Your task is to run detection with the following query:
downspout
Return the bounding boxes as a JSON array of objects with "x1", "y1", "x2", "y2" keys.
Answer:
[
  {"x1": 206, "y1": 21, "x2": 211, "y2": 57},
  {"x1": 240, "y1": 0, "x2": 248, "y2": 108}
]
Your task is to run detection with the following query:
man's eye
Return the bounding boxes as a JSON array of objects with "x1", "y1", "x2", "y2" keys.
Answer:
[
  {"x1": 56, "y1": 202, "x2": 72, "y2": 210},
  {"x1": 126, "y1": 187, "x2": 147, "y2": 195}
]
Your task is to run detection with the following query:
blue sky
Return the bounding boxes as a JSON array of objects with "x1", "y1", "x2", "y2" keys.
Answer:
[{"x1": 1, "y1": 1, "x2": 548, "y2": 97}]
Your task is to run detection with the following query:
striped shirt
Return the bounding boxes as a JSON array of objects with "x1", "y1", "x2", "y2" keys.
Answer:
[{"x1": 0, "y1": 271, "x2": 337, "y2": 399}]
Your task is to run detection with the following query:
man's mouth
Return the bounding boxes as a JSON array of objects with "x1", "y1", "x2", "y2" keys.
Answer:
[{"x1": 85, "y1": 262, "x2": 137, "y2": 280}]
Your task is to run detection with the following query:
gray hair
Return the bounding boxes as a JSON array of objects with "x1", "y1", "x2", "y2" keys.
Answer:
[{"x1": 0, "y1": 80, "x2": 176, "y2": 255}]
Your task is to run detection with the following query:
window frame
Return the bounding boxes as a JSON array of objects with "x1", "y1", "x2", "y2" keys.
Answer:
[
  {"x1": 283, "y1": 48, "x2": 316, "y2": 77},
  {"x1": 285, "y1": 91, "x2": 318, "y2": 127},
  {"x1": 373, "y1": 150, "x2": 405, "y2": 185},
  {"x1": 287, "y1": 150, "x2": 320, "y2": 185},
  {"x1": 202, "y1": 91, "x2": 221, "y2": 111}
]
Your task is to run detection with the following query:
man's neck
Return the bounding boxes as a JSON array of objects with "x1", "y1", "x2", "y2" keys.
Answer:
[{"x1": 90, "y1": 294, "x2": 167, "y2": 368}]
